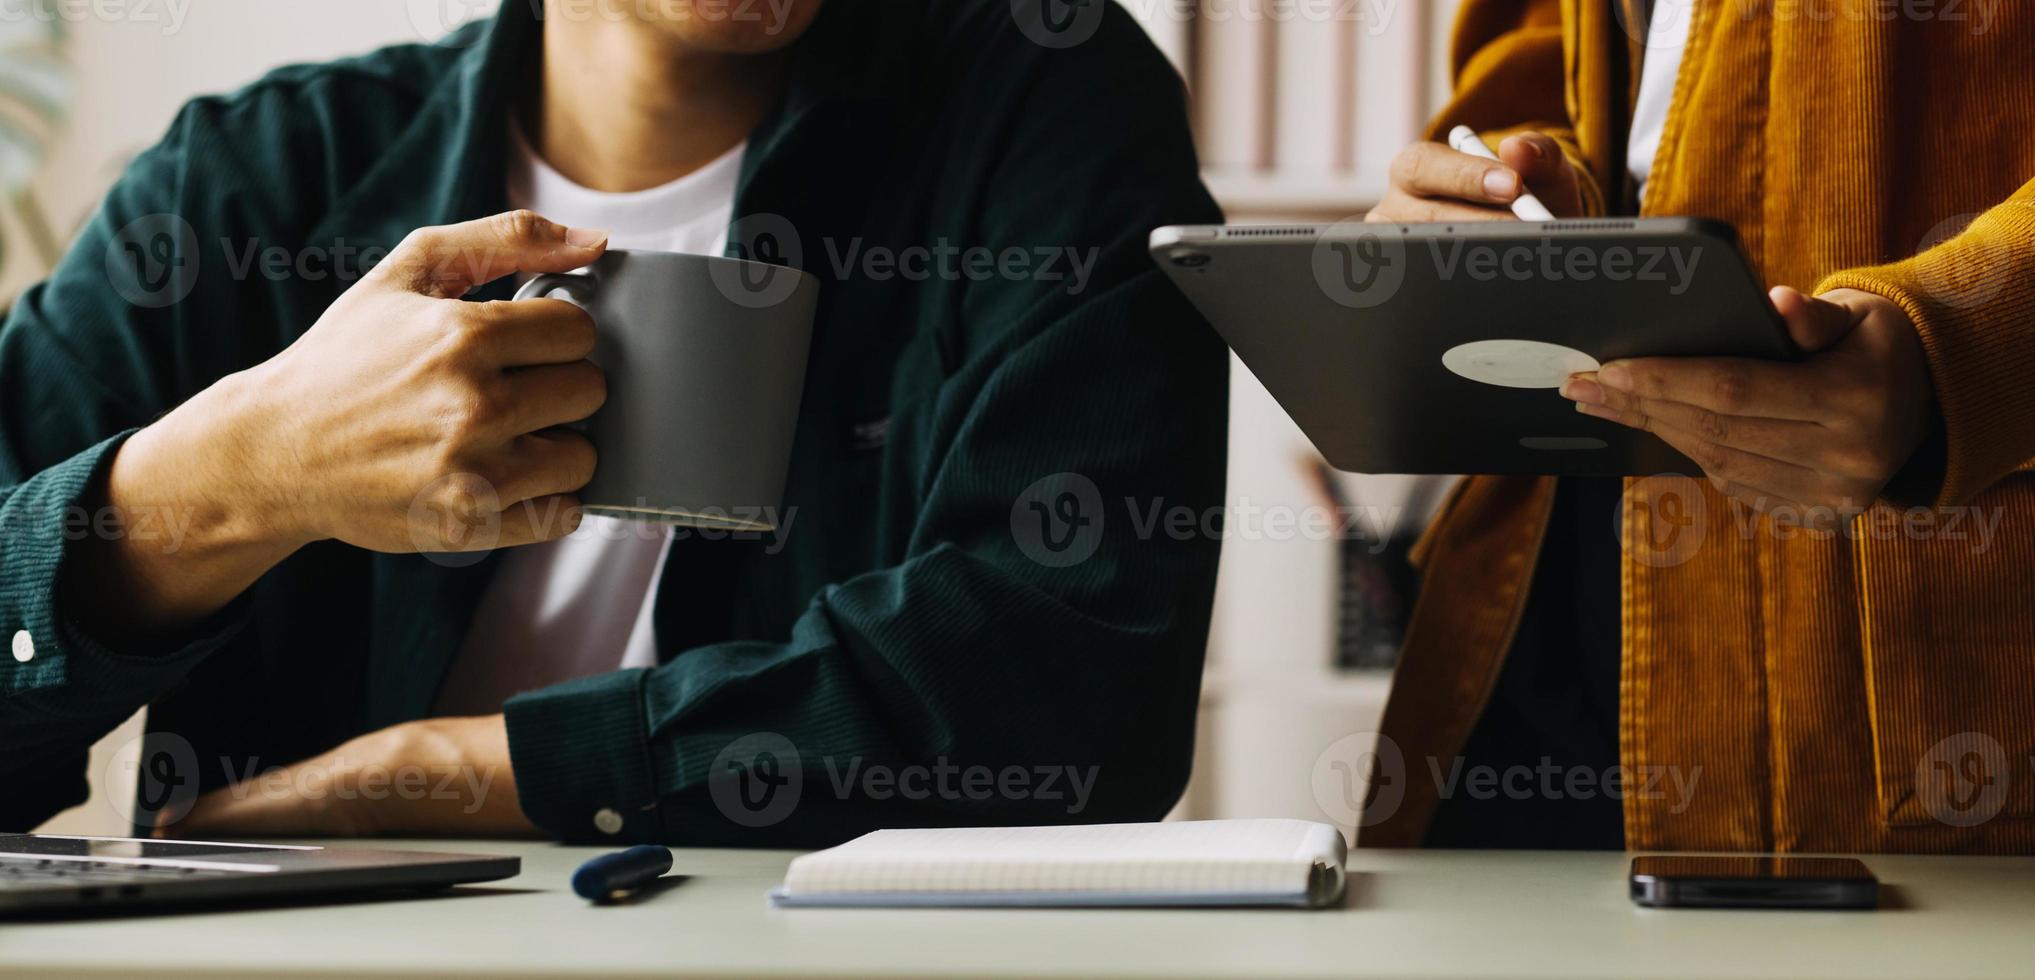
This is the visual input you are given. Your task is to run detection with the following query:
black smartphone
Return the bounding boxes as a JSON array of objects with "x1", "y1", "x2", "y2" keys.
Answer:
[{"x1": 1629, "y1": 856, "x2": 1878, "y2": 910}]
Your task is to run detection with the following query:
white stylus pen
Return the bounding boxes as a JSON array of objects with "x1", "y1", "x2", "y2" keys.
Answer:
[{"x1": 1446, "y1": 125, "x2": 1557, "y2": 222}]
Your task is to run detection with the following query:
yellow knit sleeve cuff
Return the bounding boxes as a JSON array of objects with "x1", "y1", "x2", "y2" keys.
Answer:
[{"x1": 1817, "y1": 199, "x2": 2035, "y2": 508}]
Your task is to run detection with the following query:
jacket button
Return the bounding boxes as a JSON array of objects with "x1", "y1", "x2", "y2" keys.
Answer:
[
  {"x1": 10, "y1": 630, "x2": 31, "y2": 663},
  {"x1": 593, "y1": 808, "x2": 624, "y2": 835}
]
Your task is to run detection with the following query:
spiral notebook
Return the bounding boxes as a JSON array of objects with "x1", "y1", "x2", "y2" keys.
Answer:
[{"x1": 769, "y1": 819, "x2": 1348, "y2": 909}]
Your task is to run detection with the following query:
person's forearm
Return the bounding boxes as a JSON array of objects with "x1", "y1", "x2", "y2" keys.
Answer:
[
  {"x1": 170, "y1": 714, "x2": 535, "y2": 838},
  {"x1": 62, "y1": 368, "x2": 310, "y2": 643}
]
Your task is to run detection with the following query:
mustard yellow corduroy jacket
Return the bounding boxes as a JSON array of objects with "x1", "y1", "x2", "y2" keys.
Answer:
[{"x1": 1365, "y1": 0, "x2": 2035, "y2": 853}]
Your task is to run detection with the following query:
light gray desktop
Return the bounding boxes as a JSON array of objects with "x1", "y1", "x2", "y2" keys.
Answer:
[{"x1": 5, "y1": 839, "x2": 2034, "y2": 979}]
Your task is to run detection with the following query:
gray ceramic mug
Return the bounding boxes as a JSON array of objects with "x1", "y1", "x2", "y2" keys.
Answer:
[{"x1": 512, "y1": 249, "x2": 818, "y2": 529}]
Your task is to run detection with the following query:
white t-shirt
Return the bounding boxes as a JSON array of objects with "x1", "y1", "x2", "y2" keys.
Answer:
[
  {"x1": 1626, "y1": 0, "x2": 1694, "y2": 203},
  {"x1": 431, "y1": 126, "x2": 746, "y2": 717}
]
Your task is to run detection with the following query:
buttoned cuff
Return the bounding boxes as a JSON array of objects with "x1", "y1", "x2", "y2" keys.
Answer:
[
  {"x1": 0, "y1": 430, "x2": 248, "y2": 706},
  {"x1": 505, "y1": 667, "x2": 662, "y2": 842}
]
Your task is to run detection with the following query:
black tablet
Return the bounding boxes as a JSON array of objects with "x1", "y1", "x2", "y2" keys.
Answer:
[{"x1": 1151, "y1": 218, "x2": 1795, "y2": 476}]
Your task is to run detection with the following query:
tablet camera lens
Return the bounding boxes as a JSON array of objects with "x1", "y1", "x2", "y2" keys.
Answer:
[{"x1": 1169, "y1": 249, "x2": 1211, "y2": 269}]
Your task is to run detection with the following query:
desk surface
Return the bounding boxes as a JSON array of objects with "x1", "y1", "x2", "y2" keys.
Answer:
[{"x1": 5, "y1": 840, "x2": 2034, "y2": 980}]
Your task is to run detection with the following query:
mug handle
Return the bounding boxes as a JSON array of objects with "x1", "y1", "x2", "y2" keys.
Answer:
[{"x1": 513, "y1": 272, "x2": 597, "y2": 305}]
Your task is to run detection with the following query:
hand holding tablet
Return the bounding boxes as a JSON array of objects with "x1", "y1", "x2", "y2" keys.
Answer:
[
  {"x1": 1153, "y1": 217, "x2": 1933, "y2": 516},
  {"x1": 1151, "y1": 218, "x2": 1797, "y2": 477},
  {"x1": 1563, "y1": 284, "x2": 1933, "y2": 519}
]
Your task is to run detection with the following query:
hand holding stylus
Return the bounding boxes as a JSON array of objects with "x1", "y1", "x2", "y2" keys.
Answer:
[
  {"x1": 1445, "y1": 127, "x2": 1557, "y2": 220},
  {"x1": 1366, "y1": 129, "x2": 1586, "y2": 224}
]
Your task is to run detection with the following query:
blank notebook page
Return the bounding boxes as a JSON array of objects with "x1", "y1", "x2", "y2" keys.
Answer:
[{"x1": 778, "y1": 819, "x2": 1346, "y2": 897}]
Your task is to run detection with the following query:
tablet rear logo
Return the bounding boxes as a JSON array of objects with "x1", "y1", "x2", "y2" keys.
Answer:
[{"x1": 1441, "y1": 339, "x2": 1600, "y2": 389}]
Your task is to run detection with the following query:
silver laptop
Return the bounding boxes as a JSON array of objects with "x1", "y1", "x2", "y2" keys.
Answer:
[{"x1": 0, "y1": 834, "x2": 518, "y2": 915}]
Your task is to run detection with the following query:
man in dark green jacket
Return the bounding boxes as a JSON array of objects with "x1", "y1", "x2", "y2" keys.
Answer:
[{"x1": 0, "y1": 0, "x2": 1227, "y2": 845}]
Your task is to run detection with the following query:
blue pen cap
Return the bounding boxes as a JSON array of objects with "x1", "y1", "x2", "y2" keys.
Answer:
[{"x1": 572, "y1": 845, "x2": 674, "y2": 901}]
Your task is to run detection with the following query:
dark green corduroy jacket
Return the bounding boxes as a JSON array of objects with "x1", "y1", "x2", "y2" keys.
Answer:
[{"x1": 0, "y1": 0, "x2": 1227, "y2": 844}]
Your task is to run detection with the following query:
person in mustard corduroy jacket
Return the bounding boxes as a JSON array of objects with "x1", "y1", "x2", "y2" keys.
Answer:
[{"x1": 1357, "y1": 0, "x2": 2035, "y2": 853}]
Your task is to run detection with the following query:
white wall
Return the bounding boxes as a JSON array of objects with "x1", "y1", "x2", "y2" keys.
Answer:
[{"x1": 6, "y1": 1, "x2": 498, "y2": 298}]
